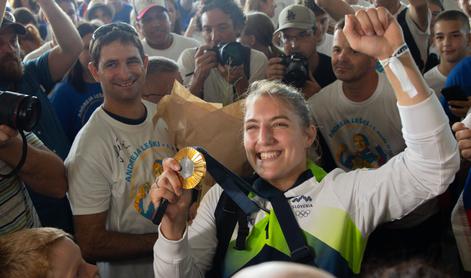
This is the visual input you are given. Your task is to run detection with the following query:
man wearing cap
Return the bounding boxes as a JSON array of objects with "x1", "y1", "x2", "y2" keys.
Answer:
[
  {"x1": 65, "y1": 22, "x2": 176, "y2": 278},
  {"x1": 0, "y1": 0, "x2": 82, "y2": 234},
  {"x1": 135, "y1": 0, "x2": 199, "y2": 62},
  {"x1": 266, "y1": 4, "x2": 336, "y2": 99},
  {"x1": 177, "y1": 0, "x2": 268, "y2": 105}
]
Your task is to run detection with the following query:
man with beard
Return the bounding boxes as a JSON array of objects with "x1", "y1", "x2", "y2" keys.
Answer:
[
  {"x1": 0, "y1": 0, "x2": 82, "y2": 234},
  {"x1": 65, "y1": 22, "x2": 176, "y2": 278},
  {"x1": 307, "y1": 20, "x2": 405, "y2": 172},
  {"x1": 135, "y1": 0, "x2": 199, "y2": 62}
]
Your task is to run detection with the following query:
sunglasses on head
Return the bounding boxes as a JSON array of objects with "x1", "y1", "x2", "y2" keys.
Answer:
[{"x1": 91, "y1": 22, "x2": 139, "y2": 41}]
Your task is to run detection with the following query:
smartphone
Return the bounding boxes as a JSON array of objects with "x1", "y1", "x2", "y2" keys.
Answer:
[{"x1": 441, "y1": 86, "x2": 469, "y2": 102}]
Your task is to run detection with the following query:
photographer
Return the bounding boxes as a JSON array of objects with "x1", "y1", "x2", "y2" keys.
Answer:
[
  {"x1": 0, "y1": 0, "x2": 82, "y2": 234},
  {"x1": 266, "y1": 4, "x2": 336, "y2": 99},
  {"x1": 0, "y1": 124, "x2": 67, "y2": 235},
  {"x1": 177, "y1": 0, "x2": 268, "y2": 105}
]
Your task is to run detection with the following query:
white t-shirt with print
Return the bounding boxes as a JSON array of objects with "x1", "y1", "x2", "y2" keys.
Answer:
[
  {"x1": 308, "y1": 73, "x2": 405, "y2": 171},
  {"x1": 143, "y1": 33, "x2": 200, "y2": 62},
  {"x1": 66, "y1": 100, "x2": 176, "y2": 278}
]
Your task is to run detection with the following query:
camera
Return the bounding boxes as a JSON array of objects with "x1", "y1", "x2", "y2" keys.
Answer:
[
  {"x1": 209, "y1": 42, "x2": 250, "y2": 67},
  {"x1": 0, "y1": 91, "x2": 41, "y2": 131},
  {"x1": 280, "y1": 53, "x2": 309, "y2": 88}
]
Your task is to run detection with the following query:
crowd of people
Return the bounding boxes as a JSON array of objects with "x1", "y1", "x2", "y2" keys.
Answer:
[{"x1": 0, "y1": 0, "x2": 470, "y2": 277}]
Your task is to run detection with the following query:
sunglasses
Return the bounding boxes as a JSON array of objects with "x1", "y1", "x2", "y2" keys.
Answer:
[{"x1": 91, "y1": 22, "x2": 139, "y2": 42}]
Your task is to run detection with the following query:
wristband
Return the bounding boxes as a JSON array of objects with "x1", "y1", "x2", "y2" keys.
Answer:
[{"x1": 379, "y1": 43, "x2": 417, "y2": 98}]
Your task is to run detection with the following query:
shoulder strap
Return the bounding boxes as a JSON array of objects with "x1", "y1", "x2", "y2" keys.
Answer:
[
  {"x1": 206, "y1": 193, "x2": 240, "y2": 278},
  {"x1": 397, "y1": 7, "x2": 425, "y2": 71},
  {"x1": 253, "y1": 178, "x2": 316, "y2": 264},
  {"x1": 243, "y1": 47, "x2": 251, "y2": 79}
]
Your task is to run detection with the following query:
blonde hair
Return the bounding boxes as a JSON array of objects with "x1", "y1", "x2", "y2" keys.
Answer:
[
  {"x1": 244, "y1": 80, "x2": 314, "y2": 128},
  {"x1": 0, "y1": 228, "x2": 71, "y2": 278}
]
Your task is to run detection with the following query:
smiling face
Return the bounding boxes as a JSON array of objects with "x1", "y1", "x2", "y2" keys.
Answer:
[
  {"x1": 89, "y1": 40, "x2": 148, "y2": 107},
  {"x1": 139, "y1": 6, "x2": 172, "y2": 48},
  {"x1": 243, "y1": 95, "x2": 315, "y2": 190},
  {"x1": 433, "y1": 19, "x2": 470, "y2": 64}
]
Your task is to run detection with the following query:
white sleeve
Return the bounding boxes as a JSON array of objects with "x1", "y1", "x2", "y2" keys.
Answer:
[
  {"x1": 248, "y1": 49, "x2": 268, "y2": 83},
  {"x1": 331, "y1": 95, "x2": 460, "y2": 234},
  {"x1": 177, "y1": 48, "x2": 197, "y2": 86},
  {"x1": 153, "y1": 185, "x2": 223, "y2": 278},
  {"x1": 66, "y1": 152, "x2": 112, "y2": 215}
]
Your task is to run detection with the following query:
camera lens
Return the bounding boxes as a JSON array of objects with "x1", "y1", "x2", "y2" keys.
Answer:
[
  {"x1": 219, "y1": 42, "x2": 247, "y2": 67},
  {"x1": 282, "y1": 53, "x2": 309, "y2": 88},
  {"x1": 0, "y1": 91, "x2": 41, "y2": 131}
]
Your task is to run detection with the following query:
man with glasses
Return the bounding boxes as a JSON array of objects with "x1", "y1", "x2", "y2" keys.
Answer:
[
  {"x1": 178, "y1": 0, "x2": 268, "y2": 105},
  {"x1": 266, "y1": 4, "x2": 336, "y2": 99},
  {"x1": 65, "y1": 22, "x2": 176, "y2": 278},
  {"x1": 135, "y1": 0, "x2": 199, "y2": 62}
]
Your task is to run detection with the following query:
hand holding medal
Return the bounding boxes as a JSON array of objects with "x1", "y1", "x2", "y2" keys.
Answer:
[{"x1": 152, "y1": 147, "x2": 206, "y2": 225}]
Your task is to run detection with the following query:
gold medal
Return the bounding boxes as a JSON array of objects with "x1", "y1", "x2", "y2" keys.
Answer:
[{"x1": 174, "y1": 147, "x2": 206, "y2": 189}]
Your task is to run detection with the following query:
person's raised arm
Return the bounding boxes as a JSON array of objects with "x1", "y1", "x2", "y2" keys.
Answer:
[
  {"x1": 37, "y1": 0, "x2": 83, "y2": 82},
  {"x1": 0, "y1": 125, "x2": 67, "y2": 198},
  {"x1": 407, "y1": 0, "x2": 429, "y2": 32},
  {"x1": 0, "y1": 0, "x2": 6, "y2": 25},
  {"x1": 314, "y1": 0, "x2": 354, "y2": 22},
  {"x1": 343, "y1": 8, "x2": 430, "y2": 106}
]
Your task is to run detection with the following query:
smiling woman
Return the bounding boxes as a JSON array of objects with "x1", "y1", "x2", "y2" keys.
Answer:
[{"x1": 151, "y1": 8, "x2": 460, "y2": 277}]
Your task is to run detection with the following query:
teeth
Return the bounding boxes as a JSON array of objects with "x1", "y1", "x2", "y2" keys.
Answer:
[
  {"x1": 116, "y1": 80, "x2": 134, "y2": 87},
  {"x1": 260, "y1": 151, "x2": 280, "y2": 160}
]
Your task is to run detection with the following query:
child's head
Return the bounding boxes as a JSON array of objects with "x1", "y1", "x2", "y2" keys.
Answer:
[
  {"x1": 143, "y1": 56, "x2": 182, "y2": 104},
  {"x1": 433, "y1": 10, "x2": 470, "y2": 64}
]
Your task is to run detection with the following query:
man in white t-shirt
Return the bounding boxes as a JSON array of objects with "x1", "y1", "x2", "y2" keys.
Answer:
[
  {"x1": 425, "y1": 10, "x2": 470, "y2": 96},
  {"x1": 308, "y1": 21, "x2": 405, "y2": 171},
  {"x1": 178, "y1": 0, "x2": 268, "y2": 105},
  {"x1": 135, "y1": 0, "x2": 200, "y2": 62},
  {"x1": 309, "y1": 20, "x2": 440, "y2": 232},
  {"x1": 66, "y1": 23, "x2": 176, "y2": 278}
]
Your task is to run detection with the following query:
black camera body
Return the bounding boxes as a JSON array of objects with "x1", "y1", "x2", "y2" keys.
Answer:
[
  {"x1": 280, "y1": 53, "x2": 309, "y2": 88},
  {"x1": 0, "y1": 91, "x2": 41, "y2": 131},
  {"x1": 209, "y1": 42, "x2": 250, "y2": 67}
]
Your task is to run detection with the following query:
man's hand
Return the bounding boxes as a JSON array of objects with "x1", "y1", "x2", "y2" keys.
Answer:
[
  {"x1": 0, "y1": 125, "x2": 18, "y2": 148},
  {"x1": 452, "y1": 122, "x2": 471, "y2": 160},
  {"x1": 343, "y1": 8, "x2": 405, "y2": 60},
  {"x1": 302, "y1": 71, "x2": 321, "y2": 99},
  {"x1": 449, "y1": 97, "x2": 471, "y2": 118},
  {"x1": 266, "y1": 57, "x2": 286, "y2": 80},
  {"x1": 193, "y1": 46, "x2": 218, "y2": 83}
]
